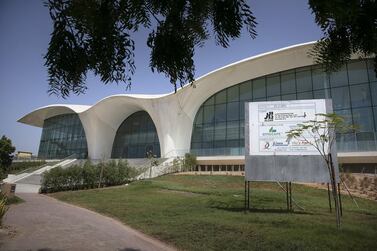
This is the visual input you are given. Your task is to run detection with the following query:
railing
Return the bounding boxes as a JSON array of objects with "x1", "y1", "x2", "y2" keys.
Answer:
[{"x1": 12, "y1": 153, "x2": 77, "y2": 176}]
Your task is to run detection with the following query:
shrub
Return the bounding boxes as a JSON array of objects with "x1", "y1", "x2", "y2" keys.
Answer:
[
  {"x1": 41, "y1": 160, "x2": 137, "y2": 193},
  {"x1": 183, "y1": 153, "x2": 197, "y2": 172},
  {"x1": 82, "y1": 160, "x2": 98, "y2": 189},
  {"x1": 0, "y1": 193, "x2": 8, "y2": 226}
]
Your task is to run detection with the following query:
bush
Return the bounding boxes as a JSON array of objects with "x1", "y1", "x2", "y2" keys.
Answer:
[
  {"x1": 41, "y1": 160, "x2": 137, "y2": 193},
  {"x1": 183, "y1": 153, "x2": 197, "y2": 172},
  {"x1": 0, "y1": 193, "x2": 8, "y2": 226},
  {"x1": 82, "y1": 160, "x2": 99, "y2": 189},
  {"x1": 9, "y1": 161, "x2": 46, "y2": 173}
]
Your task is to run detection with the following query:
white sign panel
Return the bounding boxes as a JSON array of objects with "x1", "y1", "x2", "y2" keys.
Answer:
[
  {"x1": 245, "y1": 99, "x2": 339, "y2": 183},
  {"x1": 249, "y1": 99, "x2": 328, "y2": 156}
]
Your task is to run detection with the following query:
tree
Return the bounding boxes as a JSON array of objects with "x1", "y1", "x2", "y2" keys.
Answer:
[
  {"x1": 0, "y1": 135, "x2": 16, "y2": 172},
  {"x1": 183, "y1": 153, "x2": 197, "y2": 172},
  {"x1": 309, "y1": 0, "x2": 377, "y2": 75},
  {"x1": 286, "y1": 113, "x2": 356, "y2": 229},
  {"x1": 146, "y1": 150, "x2": 159, "y2": 178},
  {"x1": 45, "y1": 1, "x2": 376, "y2": 98},
  {"x1": 44, "y1": 0, "x2": 257, "y2": 97}
]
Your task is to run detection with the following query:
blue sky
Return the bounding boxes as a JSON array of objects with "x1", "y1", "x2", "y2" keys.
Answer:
[{"x1": 0, "y1": 0, "x2": 323, "y2": 155}]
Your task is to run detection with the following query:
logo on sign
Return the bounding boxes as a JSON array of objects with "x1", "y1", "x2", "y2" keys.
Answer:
[{"x1": 264, "y1": 112, "x2": 274, "y2": 121}]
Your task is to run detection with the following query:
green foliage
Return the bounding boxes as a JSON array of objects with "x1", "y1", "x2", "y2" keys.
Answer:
[
  {"x1": 0, "y1": 194, "x2": 8, "y2": 226},
  {"x1": 8, "y1": 161, "x2": 46, "y2": 174},
  {"x1": 183, "y1": 153, "x2": 197, "y2": 171},
  {"x1": 309, "y1": 0, "x2": 377, "y2": 75},
  {"x1": 41, "y1": 160, "x2": 137, "y2": 193},
  {"x1": 286, "y1": 113, "x2": 356, "y2": 157},
  {"x1": 51, "y1": 175, "x2": 377, "y2": 251},
  {"x1": 0, "y1": 135, "x2": 16, "y2": 174},
  {"x1": 44, "y1": 0, "x2": 257, "y2": 96}
]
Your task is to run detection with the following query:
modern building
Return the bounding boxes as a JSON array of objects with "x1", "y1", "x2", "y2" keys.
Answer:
[{"x1": 18, "y1": 42, "x2": 377, "y2": 171}]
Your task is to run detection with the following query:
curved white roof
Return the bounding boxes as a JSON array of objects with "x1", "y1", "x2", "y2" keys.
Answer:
[{"x1": 19, "y1": 41, "x2": 318, "y2": 128}]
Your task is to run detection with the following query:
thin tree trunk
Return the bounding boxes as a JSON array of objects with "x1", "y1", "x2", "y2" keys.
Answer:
[
  {"x1": 98, "y1": 163, "x2": 104, "y2": 188},
  {"x1": 329, "y1": 153, "x2": 341, "y2": 229}
]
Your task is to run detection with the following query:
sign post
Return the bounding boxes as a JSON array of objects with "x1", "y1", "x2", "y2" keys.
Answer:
[{"x1": 244, "y1": 99, "x2": 339, "y2": 211}]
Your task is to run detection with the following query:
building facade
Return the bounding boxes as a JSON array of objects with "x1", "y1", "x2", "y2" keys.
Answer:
[{"x1": 19, "y1": 42, "x2": 377, "y2": 169}]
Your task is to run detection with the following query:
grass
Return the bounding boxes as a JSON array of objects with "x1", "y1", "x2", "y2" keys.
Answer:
[
  {"x1": 6, "y1": 195, "x2": 24, "y2": 205},
  {"x1": 50, "y1": 175, "x2": 377, "y2": 251}
]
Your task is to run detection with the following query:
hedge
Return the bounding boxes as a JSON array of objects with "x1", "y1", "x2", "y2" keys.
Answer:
[{"x1": 41, "y1": 160, "x2": 138, "y2": 193}]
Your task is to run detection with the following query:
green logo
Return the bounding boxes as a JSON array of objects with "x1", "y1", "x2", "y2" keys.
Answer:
[{"x1": 269, "y1": 127, "x2": 276, "y2": 133}]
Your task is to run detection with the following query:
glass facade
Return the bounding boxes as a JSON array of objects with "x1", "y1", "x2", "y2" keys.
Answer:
[
  {"x1": 111, "y1": 111, "x2": 161, "y2": 158},
  {"x1": 38, "y1": 114, "x2": 88, "y2": 159},
  {"x1": 191, "y1": 59, "x2": 377, "y2": 156}
]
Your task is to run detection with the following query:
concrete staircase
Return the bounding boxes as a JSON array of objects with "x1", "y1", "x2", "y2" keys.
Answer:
[
  {"x1": 3, "y1": 158, "x2": 77, "y2": 193},
  {"x1": 137, "y1": 157, "x2": 176, "y2": 179}
]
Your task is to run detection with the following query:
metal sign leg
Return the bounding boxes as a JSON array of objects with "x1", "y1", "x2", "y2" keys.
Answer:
[
  {"x1": 338, "y1": 183, "x2": 343, "y2": 216},
  {"x1": 244, "y1": 181, "x2": 247, "y2": 212},
  {"x1": 247, "y1": 181, "x2": 250, "y2": 210}
]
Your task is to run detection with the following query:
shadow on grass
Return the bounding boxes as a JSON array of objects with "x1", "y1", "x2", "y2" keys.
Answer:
[{"x1": 209, "y1": 201, "x2": 313, "y2": 215}]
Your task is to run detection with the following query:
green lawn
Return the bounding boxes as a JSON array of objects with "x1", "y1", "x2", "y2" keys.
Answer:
[{"x1": 51, "y1": 175, "x2": 377, "y2": 251}]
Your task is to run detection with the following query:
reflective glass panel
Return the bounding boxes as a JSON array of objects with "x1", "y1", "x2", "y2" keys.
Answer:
[
  {"x1": 111, "y1": 111, "x2": 160, "y2": 158},
  {"x1": 38, "y1": 114, "x2": 87, "y2": 159}
]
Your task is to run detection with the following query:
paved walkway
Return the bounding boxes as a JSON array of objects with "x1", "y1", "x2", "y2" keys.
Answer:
[{"x1": 1, "y1": 193, "x2": 176, "y2": 251}]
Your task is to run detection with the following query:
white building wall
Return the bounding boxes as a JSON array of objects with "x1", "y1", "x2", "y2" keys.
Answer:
[{"x1": 19, "y1": 42, "x2": 341, "y2": 159}]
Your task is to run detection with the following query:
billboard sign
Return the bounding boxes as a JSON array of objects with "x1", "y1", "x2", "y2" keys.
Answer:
[{"x1": 245, "y1": 99, "x2": 338, "y2": 183}]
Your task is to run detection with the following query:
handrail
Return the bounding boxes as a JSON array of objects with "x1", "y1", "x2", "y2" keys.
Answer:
[{"x1": 12, "y1": 153, "x2": 77, "y2": 176}]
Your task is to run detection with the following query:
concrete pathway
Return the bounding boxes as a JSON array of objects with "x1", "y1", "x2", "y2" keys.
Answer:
[{"x1": 1, "y1": 193, "x2": 176, "y2": 251}]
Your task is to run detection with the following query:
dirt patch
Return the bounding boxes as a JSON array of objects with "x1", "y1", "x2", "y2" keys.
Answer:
[{"x1": 304, "y1": 173, "x2": 377, "y2": 201}]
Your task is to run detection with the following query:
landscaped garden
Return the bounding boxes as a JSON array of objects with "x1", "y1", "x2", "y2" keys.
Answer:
[{"x1": 50, "y1": 175, "x2": 377, "y2": 251}]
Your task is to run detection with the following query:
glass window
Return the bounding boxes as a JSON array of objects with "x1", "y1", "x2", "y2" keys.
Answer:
[
  {"x1": 214, "y1": 122, "x2": 226, "y2": 140},
  {"x1": 267, "y1": 96, "x2": 280, "y2": 101},
  {"x1": 202, "y1": 124, "x2": 214, "y2": 142},
  {"x1": 374, "y1": 107, "x2": 377, "y2": 133},
  {"x1": 227, "y1": 85, "x2": 239, "y2": 102},
  {"x1": 252, "y1": 78, "x2": 266, "y2": 98},
  {"x1": 336, "y1": 133, "x2": 356, "y2": 152},
  {"x1": 329, "y1": 65, "x2": 348, "y2": 87},
  {"x1": 331, "y1": 86, "x2": 350, "y2": 110},
  {"x1": 111, "y1": 111, "x2": 160, "y2": 158},
  {"x1": 296, "y1": 70, "x2": 312, "y2": 92},
  {"x1": 350, "y1": 84, "x2": 371, "y2": 108},
  {"x1": 334, "y1": 109, "x2": 353, "y2": 126},
  {"x1": 240, "y1": 81, "x2": 252, "y2": 101},
  {"x1": 204, "y1": 96, "x2": 214, "y2": 106},
  {"x1": 297, "y1": 91, "x2": 313, "y2": 100},
  {"x1": 347, "y1": 60, "x2": 368, "y2": 85},
  {"x1": 282, "y1": 93, "x2": 296, "y2": 100},
  {"x1": 195, "y1": 107, "x2": 203, "y2": 125},
  {"x1": 356, "y1": 132, "x2": 376, "y2": 151},
  {"x1": 371, "y1": 82, "x2": 377, "y2": 106},
  {"x1": 367, "y1": 59, "x2": 377, "y2": 82},
  {"x1": 314, "y1": 89, "x2": 331, "y2": 99},
  {"x1": 281, "y1": 72, "x2": 296, "y2": 94},
  {"x1": 352, "y1": 107, "x2": 374, "y2": 132},
  {"x1": 203, "y1": 105, "x2": 215, "y2": 124},
  {"x1": 215, "y1": 90, "x2": 227, "y2": 104},
  {"x1": 312, "y1": 67, "x2": 330, "y2": 90},
  {"x1": 38, "y1": 114, "x2": 88, "y2": 159},
  {"x1": 226, "y1": 121, "x2": 240, "y2": 140},
  {"x1": 215, "y1": 104, "x2": 227, "y2": 122},
  {"x1": 240, "y1": 102, "x2": 245, "y2": 120},
  {"x1": 191, "y1": 125, "x2": 202, "y2": 142},
  {"x1": 191, "y1": 59, "x2": 377, "y2": 157},
  {"x1": 266, "y1": 74, "x2": 280, "y2": 97},
  {"x1": 227, "y1": 102, "x2": 240, "y2": 121}
]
